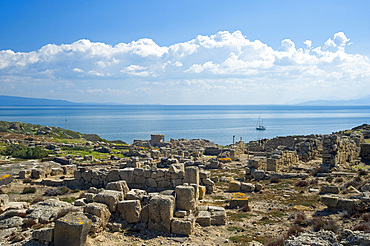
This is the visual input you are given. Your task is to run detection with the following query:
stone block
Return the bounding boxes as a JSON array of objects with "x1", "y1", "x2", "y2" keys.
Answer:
[
  {"x1": 252, "y1": 170, "x2": 265, "y2": 180},
  {"x1": 171, "y1": 217, "x2": 195, "y2": 235},
  {"x1": 337, "y1": 198, "x2": 361, "y2": 210},
  {"x1": 19, "y1": 170, "x2": 30, "y2": 179},
  {"x1": 228, "y1": 181, "x2": 241, "y2": 192},
  {"x1": 148, "y1": 195, "x2": 175, "y2": 233},
  {"x1": 125, "y1": 189, "x2": 147, "y2": 201},
  {"x1": 185, "y1": 167, "x2": 199, "y2": 186},
  {"x1": 174, "y1": 210, "x2": 188, "y2": 218},
  {"x1": 106, "y1": 169, "x2": 120, "y2": 182},
  {"x1": 266, "y1": 158, "x2": 278, "y2": 172},
  {"x1": 241, "y1": 182, "x2": 255, "y2": 193},
  {"x1": 211, "y1": 210, "x2": 226, "y2": 225},
  {"x1": 140, "y1": 204, "x2": 149, "y2": 223},
  {"x1": 106, "y1": 180, "x2": 130, "y2": 196},
  {"x1": 63, "y1": 178, "x2": 82, "y2": 189},
  {"x1": 93, "y1": 190, "x2": 123, "y2": 212},
  {"x1": 119, "y1": 168, "x2": 134, "y2": 184},
  {"x1": 32, "y1": 228, "x2": 54, "y2": 244},
  {"x1": 196, "y1": 210, "x2": 211, "y2": 226},
  {"x1": 54, "y1": 212, "x2": 91, "y2": 246},
  {"x1": 320, "y1": 186, "x2": 340, "y2": 194},
  {"x1": 74, "y1": 170, "x2": 82, "y2": 180},
  {"x1": 31, "y1": 169, "x2": 45, "y2": 179},
  {"x1": 117, "y1": 200, "x2": 141, "y2": 224},
  {"x1": 176, "y1": 185, "x2": 196, "y2": 211},
  {"x1": 133, "y1": 168, "x2": 144, "y2": 176},
  {"x1": 83, "y1": 202, "x2": 111, "y2": 229},
  {"x1": 229, "y1": 192, "x2": 249, "y2": 208},
  {"x1": 320, "y1": 195, "x2": 338, "y2": 208},
  {"x1": 0, "y1": 174, "x2": 13, "y2": 186}
]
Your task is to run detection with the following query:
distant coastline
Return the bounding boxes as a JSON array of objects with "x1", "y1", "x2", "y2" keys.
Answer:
[{"x1": 1, "y1": 95, "x2": 369, "y2": 106}]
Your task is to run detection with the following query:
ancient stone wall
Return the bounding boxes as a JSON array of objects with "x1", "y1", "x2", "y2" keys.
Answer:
[
  {"x1": 73, "y1": 165, "x2": 214, "y2": 193},
  {"x1": 321, "y1": 135, "x2": 360, "y2": 172}
]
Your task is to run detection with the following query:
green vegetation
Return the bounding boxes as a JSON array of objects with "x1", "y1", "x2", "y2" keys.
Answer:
[
  {"x1": 0, "y1": 144, "x2": 49, "y2": 159},
  {"x1": 60, "y1": 197, "x2": 77, "y2": 203},
  {"x1": 22, "y1": 187, "x2": 37, "y2": 194}
]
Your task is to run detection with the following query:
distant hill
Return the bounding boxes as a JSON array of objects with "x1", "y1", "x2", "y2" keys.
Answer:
[
  {"x1": 297, "y1": 95, "x2": 370, "y2": 106},
  {"x1": 0, "y1": 95, "x2": 79, "y2": 106}
]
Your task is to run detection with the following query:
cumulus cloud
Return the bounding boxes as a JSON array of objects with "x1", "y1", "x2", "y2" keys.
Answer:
[{"x1": 0, "y1": 31, "x2": 369, "y2": 104}]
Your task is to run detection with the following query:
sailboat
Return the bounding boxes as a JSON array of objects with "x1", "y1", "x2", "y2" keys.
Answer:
[{"x1": 256, "y1": 117, "x2": 266, "y2": 131}]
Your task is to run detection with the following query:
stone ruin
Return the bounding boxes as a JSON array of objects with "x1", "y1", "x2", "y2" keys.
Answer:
[
  {"x1": 320, "y1": 134, "x2": 362, "y2": 172},
  {"x1": 6, "y1": 164, "x2": 224, "y2": 245}
]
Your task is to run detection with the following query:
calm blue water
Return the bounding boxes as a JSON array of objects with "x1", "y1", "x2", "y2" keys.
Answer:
[{"x1": 0, "y1": 105, "x2": 369, "y2": 145}]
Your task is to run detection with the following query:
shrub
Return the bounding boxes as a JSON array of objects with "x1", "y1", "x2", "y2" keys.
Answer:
[
  {"x1": 22, "y1": 187, "x2": 36, "y2": 194},
  {"x1": 266, "y1": 238, "x2": 285, "y2": 246},
  {"x1": 287, "y1": 224, "x2": 304, "y2": 237},
  {"x1": 311, "y1": 217, "x2": 339, "y2": 233},
  {"x1": 294, "y1": 212, "x2": 310, "y2": 227},
  {"x1": 1, "y1": 144, "x2": 48, "y2": 159}
]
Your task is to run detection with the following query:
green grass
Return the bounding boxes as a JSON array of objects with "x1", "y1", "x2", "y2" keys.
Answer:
[
  {"x1": 227, "y1": 212, "x2": 257, "y2": 221},
  {"x1": 281, "y1": 193, "x2": 320, "y2": 207},
  {"x1": 60, "y1": 197, "x2": 77, "y2": 203},
  {"x1": 227, "y1": 226, "x2": 243, "y2": 232}
]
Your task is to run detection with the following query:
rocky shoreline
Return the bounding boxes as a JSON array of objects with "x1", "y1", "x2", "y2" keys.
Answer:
[{"x1": 0, "y1": 121, "x2": 369, "y2": 245}]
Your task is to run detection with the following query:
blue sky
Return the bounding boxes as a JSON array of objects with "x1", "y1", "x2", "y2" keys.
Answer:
[{"x1": 0, "y1": 0, "x2": 369, "y2": 104}]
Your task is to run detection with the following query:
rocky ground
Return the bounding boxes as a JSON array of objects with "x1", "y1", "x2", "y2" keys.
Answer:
[{"x1": 0, "y1": 122, "x2": 369, "y2": 246}]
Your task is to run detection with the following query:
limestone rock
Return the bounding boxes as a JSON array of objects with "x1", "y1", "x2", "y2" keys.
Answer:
[
  {"x1": 27, "y1": 199, "x2": 72, "y2": 223},
  {"x1": 175, "y1": 185, "x2": 196, "y2": 211},
  {"x1": 320, "y1": 186, "x2": 340, "y2": 194},
  {"x1": 148, "y1": 195, "x2": 175, "y2": 233},
  {"x1": 171, "y1": 217, "x2": 195, "y2": 235},
  {"x1": 54, "y1": 212, "x2": 92, "y2": 246},
  {"x1": 0, "y1": 194, "x2": 9, "y2": 208},
  {"x1": 93, "y1": 190, "x2": 123, "y2": 212},
  {"x1": 83, "y1": 202, "x2": 111, "y2": 229},
  {"x1": 117, "y1": 200, "x2": 141, "y2": 224},
  {"x1": 106, "y1": 180, "x2": 130, "y2": 197},
  {"x1": 241, "y1": 182, "x2": 255, "y2": 193},
  {"x1": 32, "y1": 228, "x2": 54, "y2": 244},
  {"x1": 0, "y1": 216, "x2": 24, "y2": 229},
  {"x1": 196, "y1": 210, "x2": 211, "y2": 226},
  {"x1": 228, "y1": 181, "x2": 241, "y2": 192},
  {"x1": 229, "y1": 192, "x2": 249, "y2": 208}
]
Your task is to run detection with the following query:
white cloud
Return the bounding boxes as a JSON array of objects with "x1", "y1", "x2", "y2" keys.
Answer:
[{"x1": 0, "y1": 31, "x2": 369, "y2": 104}]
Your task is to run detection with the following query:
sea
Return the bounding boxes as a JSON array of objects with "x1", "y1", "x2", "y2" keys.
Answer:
[{"x1": 0, "y1": 105, "x2": 369, "y2": 146}]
